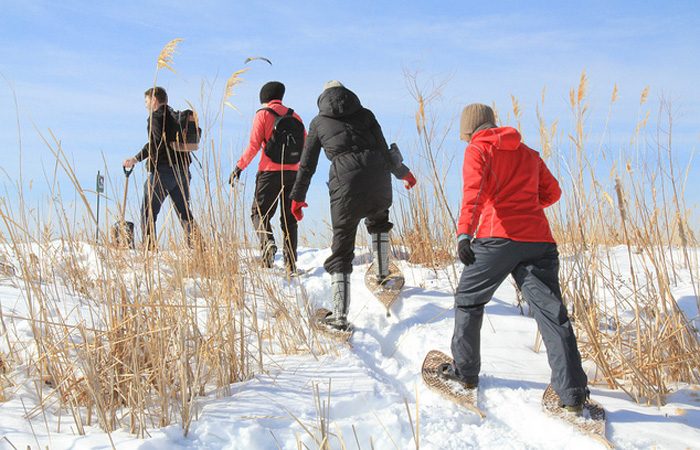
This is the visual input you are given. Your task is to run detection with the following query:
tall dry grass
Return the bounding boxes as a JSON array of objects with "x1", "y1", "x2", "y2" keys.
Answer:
[
  {"x1": 392, "y1": 70, "x2": 460, "y2": 293},
  {"x1": 0, "y1": 40, "x2": 338, "y2": 441},
  {"x1": 544, "y1": 72, "x2": 700, "y2": 405}
]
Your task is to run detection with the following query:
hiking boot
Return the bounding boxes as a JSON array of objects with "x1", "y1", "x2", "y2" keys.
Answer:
[
  {"x1": 283, "y1": 245, "x2": 297, "y2": 274},
  {"x1": 261, "y1": 241, "x2": 277, "y2": 268},
  {"x1": 323, "y1": 314, "x2": 349, "y2": 331},
  {"x1": 284, "y1": 257, "x2": 297, "y2": 275},
  {"x1": 371, "y1": 232, "x2": 390, "y2": 283},
  {"x1": 324, "y1": 272, "x2": 351, "y2": 330},
  {"x1": 562, "y1": 403, "x2": 584, "y2": 416},
  {"x1": 437, "y1": 362, "x2": 478, "y2": 389}
]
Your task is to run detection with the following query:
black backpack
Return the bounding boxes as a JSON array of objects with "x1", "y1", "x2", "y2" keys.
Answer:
[
  {"x1": 170, "y1": 109, "x2": 201, "y2": 152},
  {"x1": 261, "y1": 107, "x2": 305, "y2": 164}
]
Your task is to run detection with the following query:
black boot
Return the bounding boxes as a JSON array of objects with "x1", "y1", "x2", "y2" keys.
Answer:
[
  {"x1": 324, "y1": 273, "x2": 350, "y2": 330},
  {"x1": 261, "y1": 240, "x2": 277, "y2": 268},
  {"x1": 371, "y1": 232, "x2": 390, "y2": 283}
]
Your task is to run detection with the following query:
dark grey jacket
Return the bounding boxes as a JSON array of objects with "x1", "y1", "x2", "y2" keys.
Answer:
[
  {"x1": 290, "y1": 86, "x2": 409, "y2": 224},
  {"x1": 134, "y1": 105, "x2": 191, "y2": 172}
]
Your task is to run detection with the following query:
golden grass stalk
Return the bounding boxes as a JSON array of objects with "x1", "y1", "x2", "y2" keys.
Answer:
[
  {"x1": 0, "y1": 62, "x2": 341, "y2": 440},
  {"x1": 157, "y1": 38, "x2": 183, "y2": 77},
  {"x1": 224, "y1": 68, "x2": 251, "y2": 111}
]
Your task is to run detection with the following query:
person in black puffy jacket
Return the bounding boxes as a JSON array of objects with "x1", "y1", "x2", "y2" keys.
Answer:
[{"x1": 290, "y1": 81, "x2": 417, "y2": 330}]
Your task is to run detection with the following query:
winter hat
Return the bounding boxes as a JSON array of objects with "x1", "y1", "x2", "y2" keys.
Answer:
[
  {"x1": 460, "y1": 103, "x2": 497, "y2": 142},
  {"x1": 259, "y1": 81, "x2": 285, "y2": 103},
  {"x1": 323, "y1": 80, "x2": 345, "y2": 91}
]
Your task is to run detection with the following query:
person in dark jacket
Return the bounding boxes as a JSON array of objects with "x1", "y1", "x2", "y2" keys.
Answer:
[
  {"x1": 290, "y1": 81, "x2": 417, "y2": 330},
  {"x1": 439, "y1": 103, "x2": 589, "y2": 413},
  {"x1": 229, "y1": 81, "x2": 305, "y2": 271},
  {"x1": 123, "y1": 86, "x2": 197, "y2": 249}
]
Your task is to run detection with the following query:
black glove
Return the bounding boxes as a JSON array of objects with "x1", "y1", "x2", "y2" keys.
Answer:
[
  {"x1": 458, "y1": 239, "x2": 475, "y2": 266},
  {"x1": 228, "y1": 166, "x2": 242, "y2": 185}
]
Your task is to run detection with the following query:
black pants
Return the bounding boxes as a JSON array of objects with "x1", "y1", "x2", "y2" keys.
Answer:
[
  {"x1": 451, "y1": 238, "x2": 588, "y2": 405},
  {"x1": 142, "y1": 166, "x2": 194, "y2": 246},
  {"x1": 323, "y1": 208, "x2": 393, "y2": 274},
  {"x1": 251, "y1": 170, "x2": 298, "y2": 266}
]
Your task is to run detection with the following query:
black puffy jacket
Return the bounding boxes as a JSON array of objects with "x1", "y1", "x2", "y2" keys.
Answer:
[{"x1": 290, "y1": 86, "x2": 409, "y2": 225}]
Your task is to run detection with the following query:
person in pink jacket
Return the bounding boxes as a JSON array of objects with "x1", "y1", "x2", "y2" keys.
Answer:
[
  {"x1": 229, "y1": 81, "x2": 305, "y2": 271},
  {"x1": 439, "y1": 103, "x2": 589, "y2": 414}
]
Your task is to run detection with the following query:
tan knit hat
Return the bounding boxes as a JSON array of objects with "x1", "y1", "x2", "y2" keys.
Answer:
[
  {"x1": 460, "y1": 103, "x2": 496, "y2": 142},
  {"x1": 323, "y1": 80, "x2": 345, "y2": 91}
]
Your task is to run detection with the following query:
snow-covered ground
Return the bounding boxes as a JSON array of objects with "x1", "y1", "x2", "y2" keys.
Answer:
[{"x1": 1, "y1": 245, "x2": 699, "y2": 449}]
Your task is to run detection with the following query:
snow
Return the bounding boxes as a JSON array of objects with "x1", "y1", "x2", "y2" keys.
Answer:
[{"x1": 1, "y1": 245, "x2": 699, "y2": 449}]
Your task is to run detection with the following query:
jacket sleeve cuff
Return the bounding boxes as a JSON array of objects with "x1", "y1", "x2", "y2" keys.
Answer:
[
  {"x1": 392, "y1": 163, "x2": 410, "y2": 180},
  {"x1": 458, "y1": 233, "x2": 472, "y2": 242}
]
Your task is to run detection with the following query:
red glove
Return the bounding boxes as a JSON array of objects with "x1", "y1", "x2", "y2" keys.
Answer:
[
  {"x1": 402, "y1": 171, "x2": 417, "y2": 189},
  {"x1": 291, "y1": 200, "x2": 308, "y2": 221}
]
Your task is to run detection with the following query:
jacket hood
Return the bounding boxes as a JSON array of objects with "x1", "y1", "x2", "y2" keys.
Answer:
[
  {"x1": 472, "y1": 126, "x2": 522, "y2": 151},
  {"x1": 317, "y1": 86, "x2": 362, "y2": 118}
]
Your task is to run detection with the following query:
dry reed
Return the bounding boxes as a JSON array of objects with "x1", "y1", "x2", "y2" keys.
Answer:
[{"x1": 0, "y1": 50, "x2": 339, "y2": 441}]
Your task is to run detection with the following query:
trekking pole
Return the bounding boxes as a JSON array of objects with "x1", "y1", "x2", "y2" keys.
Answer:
[
  {"x1": 95, "y1": 170, "x2": 104, "y2": 242},
  {"x1": 121, "y1": 166, "x2": 133, "y2": 222}
]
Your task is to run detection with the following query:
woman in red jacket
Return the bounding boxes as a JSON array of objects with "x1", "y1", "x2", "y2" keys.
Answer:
[
  {"x1": 229, "y1": 81, "x2": 305, "y2": 272},
  {"x1": 440, "y1": 103, "x2": 589, "y2": 413}
]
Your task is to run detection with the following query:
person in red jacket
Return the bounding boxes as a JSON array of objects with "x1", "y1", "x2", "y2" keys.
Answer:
[
  {"x1": 229, "y1": 81, "x2": 305, "y2": 271},
  {"x1": 438, "y1": 103, "x2": 589, "y2": 413}
]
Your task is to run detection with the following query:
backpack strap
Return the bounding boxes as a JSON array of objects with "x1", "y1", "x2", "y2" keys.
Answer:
[
  {"x1": 258, "y1": 107, "x2": 280, "y2": 147},
  {"x1": 259, "y1": 107, "x2": 295, "y2": 117},
  {"x1": 258, "y1": 107, "x2": 280, "y2": 117}
]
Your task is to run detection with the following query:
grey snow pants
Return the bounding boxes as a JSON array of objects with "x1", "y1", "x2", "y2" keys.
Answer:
[{"x1": 451, "y1": 238, "x2": 588, "y2": 406}]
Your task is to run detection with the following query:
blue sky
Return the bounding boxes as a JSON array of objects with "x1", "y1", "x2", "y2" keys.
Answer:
[{"x1": 2, "y1": 1, "x2": 699, "y2": 238}]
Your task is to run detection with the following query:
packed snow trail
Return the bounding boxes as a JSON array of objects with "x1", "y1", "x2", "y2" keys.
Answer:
[{"x1": 1, "y1": 247, "x2": 699, "y2": 449}]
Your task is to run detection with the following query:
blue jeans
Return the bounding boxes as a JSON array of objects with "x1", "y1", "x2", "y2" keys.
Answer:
[{"x1": 141, "y1": 166, "x2": 194, "y2": 247}]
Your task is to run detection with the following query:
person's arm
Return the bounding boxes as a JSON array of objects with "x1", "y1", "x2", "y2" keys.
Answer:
[
  {"x1": 130, "y1": 109, "x2": 165, "y2": 164},
  {"x1": 132, "y1": 140, "x2": 150, "y2": 164},
  {"x1": 290, "y1": 118, "x2": 323, "y2": 202},
  {"x1": 123, "y1": 156, "x2": 138, "y2": 168},
  {"x1": 236, "y1": 109, "x2": 268, "y2": 171},
  {"x1": 367, "y1": 111, "x2": 411, "y2": 179},
  {"x1": 457, "y1": 144, "x2": 490, "y2": 237},
  {"x1": 537, "y1": 154, "x2": 562, "y2": 208}
]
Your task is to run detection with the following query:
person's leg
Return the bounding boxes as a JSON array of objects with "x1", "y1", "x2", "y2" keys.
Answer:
[
  {"x1": 141, "y1": 171, "x2": 167, "y2": 249},
  {"x1": 511, "y1": 242, "x2": 588, "y2": 406},
  {"x1": 451, "y1": 238, "x2": 521, "y2": 384},
  {"x1": 165, "y1": 168, "x2": 197, "y2": 245},
  {"x1": 251, "y1": 171, "x2": 281, "y2": 267},
  {"x1": 321, "y1": 217, "x2": 359, "y2": 329},
  {"x1": 365, "y1": 210, "x2": 393, "y2": 281},
  {"x1": 280, "y1": 170, "x2": 299, "y2": 272},
  {"x1": 323, "y1": 219, "x2": 360, "y2": 275}
]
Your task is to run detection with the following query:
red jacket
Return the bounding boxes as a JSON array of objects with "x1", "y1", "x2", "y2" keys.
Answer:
[
  {"x1": 457, "y1": 127, "x2": 561, "y2": 242},
  {"x1": 236, "y1": 100, "x2": 304, "y2": 172}
]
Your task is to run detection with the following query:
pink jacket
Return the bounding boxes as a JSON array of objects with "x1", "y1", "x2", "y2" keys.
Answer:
[{"x1": 236, "y1": 100, "x2": 304, "y2": 172}]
